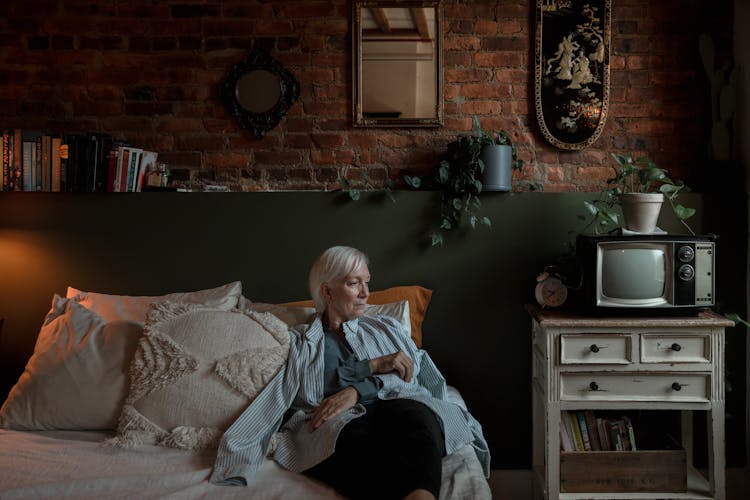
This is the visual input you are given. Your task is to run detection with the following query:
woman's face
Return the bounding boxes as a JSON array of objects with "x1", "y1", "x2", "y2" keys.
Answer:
[{"x1": 323, "y1": 264, "x2": 370, "y2": 325}]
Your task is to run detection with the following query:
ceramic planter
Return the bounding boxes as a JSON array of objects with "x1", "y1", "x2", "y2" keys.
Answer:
[
  {"x1": 620, "y1": 192, "x2": 664, "y2": 233},
  {"x1": 480, "y1": 144, "x2": 513, "y2": 191}
]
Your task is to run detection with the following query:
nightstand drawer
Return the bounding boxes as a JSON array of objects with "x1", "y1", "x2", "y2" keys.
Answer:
[
  {"x1": 559, "y1": 334, "x2": 632, "y2": 365},
  {"x1": 560, "y1": 372, "x2": 710, "y2": 402},
  {"x1": 640, "y1": 334, "x2": 710, "y2": 363}
]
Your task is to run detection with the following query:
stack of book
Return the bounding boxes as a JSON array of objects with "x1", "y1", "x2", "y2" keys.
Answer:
[
  {"x1": 560, "y1": 410, "x2": 638, "y2": 452},
  {"x1": 1, "y1": 129, "x2": 158, "y2": 193}
]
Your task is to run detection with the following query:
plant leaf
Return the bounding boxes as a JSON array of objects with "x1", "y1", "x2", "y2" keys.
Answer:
[
  {"x1": 673, "y1": 204, "x2": 696, "y2": 220},
  {"x1": 404, "y1": 175, "x2": 421, "y2": 189},
  {"x1": 349, "y1": 189, "x2": 360, "y2": 201},
  {"x1": 481, "y1": 216, "x2": 491, "y2": 227}
]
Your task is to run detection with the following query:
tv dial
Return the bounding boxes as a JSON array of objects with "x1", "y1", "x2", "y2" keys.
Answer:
[
  {"x1": 678, "y1": 264, "x2": 695, "y2": 281},
  {"x1": 677, "y1": 245, "x2": 695, "y2": 263}
]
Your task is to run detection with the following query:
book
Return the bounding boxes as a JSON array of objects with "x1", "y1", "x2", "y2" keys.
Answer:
[
  {"x1": 569, "y1": 412, "x2": 585, "y2": 451},
  {"x1": 125, "y1": 147, "x2": 143, "y2": 192},
  {"x1": 136, "y1": 150, "x2": 158, "y2": 192},
  {"x1": 117, "y1": 147, "x2": 131, "y2": 192},
  {"x1": 623, "y1": 416, "x2": 637, "y2": 451},
  {"x1": 51, "y1": 136, "x2": 62, "y2": 192},
  {"x1": 560, "y1": 417, "x2": 574, "y2": 451},
  {"x1": 584, "y1": 410, "x2": 601, "y2": 451},
  {"x1": 576, "y1": 411, "x2": 592, "y2": 451},
  {"x1": 596, "y1": 417, "x2": 610, "y2": 451},
  {"x1": 2, "y1": 131, "x2": 12, "y2": 191},
  {"x1": 40, "y1": 134, "x2": 51, "y2": 191},
  {"x1": 12, "y1": 129, "x2": 21, "y2": 191}
]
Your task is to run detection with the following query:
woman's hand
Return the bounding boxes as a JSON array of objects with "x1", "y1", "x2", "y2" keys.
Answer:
[
  {"x1": 309, "y1": 386, "x2": 358, "y2": 432},
  {"x1": 369, "y1": 351, "x2": 414, "y2": 382}
]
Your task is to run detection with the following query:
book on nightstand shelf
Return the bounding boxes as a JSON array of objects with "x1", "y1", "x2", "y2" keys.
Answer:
[{"x1": 561, "y1": 411, "x2": 638, "y2": 451}]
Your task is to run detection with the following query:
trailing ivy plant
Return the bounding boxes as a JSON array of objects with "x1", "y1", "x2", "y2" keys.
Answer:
[
  {"x1": 339, "y1": 170, "x2": 395, "y2": 202},
  {"x1": 405, "y1": 134, "x2": 489, "y2": 247}
]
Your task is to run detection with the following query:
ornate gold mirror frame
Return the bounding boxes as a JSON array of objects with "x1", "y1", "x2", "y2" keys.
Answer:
[
  {"x1": 352, "y1": 0, "x2": 443, "y2": 128},
  {"x1": 534, "y1": 0, "x2": 611, "y2": 150}
]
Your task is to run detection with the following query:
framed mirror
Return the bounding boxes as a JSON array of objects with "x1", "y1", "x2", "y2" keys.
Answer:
[
  {"x1": 353, "y1": 0, "x2": 443, "y2": 128},
  {"x1": 222, "y1": 48, "x2": 300, "y2": 138},
  {"x1": 534, "y1": 0, "x2": 611, "y2": 150}
]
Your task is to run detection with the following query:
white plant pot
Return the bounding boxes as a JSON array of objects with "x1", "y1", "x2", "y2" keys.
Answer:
[
  {"x1": 480, "y1": 144, "x2": 512, "y2": 191},
  {"x1": 620, "y1": 192, "x2": 664, "y2": 233}
]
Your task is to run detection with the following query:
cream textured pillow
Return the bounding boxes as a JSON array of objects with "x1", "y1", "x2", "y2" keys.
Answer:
[
  {"x1": 112, "y1": 302, "x2": 290, "y2": 450},
  {"x1": 0, "y1": 296, "x2": 141, "y2": 430},
  {"x1": 66, "y1": 281, "x2": 243, "y2": 323},
  {"x1": 238, "y1": 297, "x2": 316, "y2": 327}
]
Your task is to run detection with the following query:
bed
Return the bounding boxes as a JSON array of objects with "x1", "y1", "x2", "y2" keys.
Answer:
[{"x1": 0, "y1": 281, "x2": 491, "y2": 499}]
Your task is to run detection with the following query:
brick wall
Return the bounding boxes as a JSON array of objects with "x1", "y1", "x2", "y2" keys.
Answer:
[{"x1": 0, "y1": 0, "x2": 732, "y2": 192}]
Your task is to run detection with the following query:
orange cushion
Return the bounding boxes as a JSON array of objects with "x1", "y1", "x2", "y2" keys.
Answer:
[{"x1": 283, "y1": 285, "x2": 432, "y2": 348}]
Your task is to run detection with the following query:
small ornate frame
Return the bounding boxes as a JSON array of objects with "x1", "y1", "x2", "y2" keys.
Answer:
[{"x1": 222, "y1": 48, "x2": 300, "y2": 138}]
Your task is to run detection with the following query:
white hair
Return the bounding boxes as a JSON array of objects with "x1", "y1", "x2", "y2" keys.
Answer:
[{"x1": 309, "y1": 246, "x2": 369, "y2": 312}]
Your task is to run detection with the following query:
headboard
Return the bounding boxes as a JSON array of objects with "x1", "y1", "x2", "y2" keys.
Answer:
[{"x1": 2, "y1": 189, "x2": 739, "y2": 469}]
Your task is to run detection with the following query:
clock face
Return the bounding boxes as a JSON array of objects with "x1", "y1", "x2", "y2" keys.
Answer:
[{"x1": 535, "y1": 276, "x2": 568, "y2": 307}]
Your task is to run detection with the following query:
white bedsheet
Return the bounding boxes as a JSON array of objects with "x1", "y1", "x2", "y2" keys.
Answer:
[{"x1": 0, "y1": 429, "x2": 490, "y2": 499}]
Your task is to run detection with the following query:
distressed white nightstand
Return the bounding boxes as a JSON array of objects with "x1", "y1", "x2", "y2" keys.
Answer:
[{"x1": 528, "y1": 304, "x2": 733, "y2": 500}]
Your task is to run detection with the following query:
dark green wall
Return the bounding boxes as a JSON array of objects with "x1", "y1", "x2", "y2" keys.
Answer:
[{"x1": 0, "y1": 191, "x2": 745, "y2": 468}]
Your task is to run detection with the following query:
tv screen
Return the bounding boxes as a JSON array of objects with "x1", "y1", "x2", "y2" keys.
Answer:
[{"x1": 600, "y1": 246, "x2": 666, "y2": 300}]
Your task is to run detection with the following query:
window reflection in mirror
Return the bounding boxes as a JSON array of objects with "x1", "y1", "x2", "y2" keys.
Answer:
[{"x1": 353, "y1": 1, "x2": 443, "y2": 127}]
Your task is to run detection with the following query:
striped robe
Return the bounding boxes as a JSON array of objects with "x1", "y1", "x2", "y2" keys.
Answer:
[{"x1": 210, "y1": 314, "x2": 490, "y2": 485}]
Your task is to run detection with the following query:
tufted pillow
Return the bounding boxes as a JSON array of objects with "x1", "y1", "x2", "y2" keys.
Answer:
[{"x1": 110, "y1": 302, "x2": 290, "y2": 450}]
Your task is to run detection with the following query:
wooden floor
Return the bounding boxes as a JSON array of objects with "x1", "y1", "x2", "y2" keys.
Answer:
[{"x1": 488, "y1": 469, "x2": 749, "y2": 500}]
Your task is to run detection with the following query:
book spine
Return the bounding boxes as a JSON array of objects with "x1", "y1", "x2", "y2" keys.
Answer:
[
  {"x1": 569, "y1": 412, "x2": 585, "y2": 451},
  {"x1": 576, "y1": 411, "x2": 591, "y2": 451},
  {"x1": 12, "y1": 129, "x2": 22, "y2": 190},
  {"x1": 1, "y1": 131, "x2": 8, "y2": 191},
  {"x1": 584, "y1": 410, "x2": 601, "y2": 451},
  {"x1": 560, "y1": 415, "x2": 574, "y2": 452},
  {"x1": 2, "y1": 131, "x2": 11, "y2": 191},
  {"x1": 596, "y1": 417, "x2": 610, "y2": 451},
  {"x1": 623, "y1": 416, "x2": 637, "y2": 451},
  {"x1": 51, "y1": 137, "x2": 61, "y2": 192}
]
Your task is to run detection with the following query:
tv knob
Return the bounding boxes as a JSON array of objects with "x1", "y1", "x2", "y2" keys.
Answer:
[
  {"x1": 678, "y1": 264, "x2": 695, "y2": 281},
  {"x1": 678, "y1": 245, "x2": 695, "y2": 262}
]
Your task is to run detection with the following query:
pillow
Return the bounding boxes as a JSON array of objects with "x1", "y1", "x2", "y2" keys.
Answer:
[
  {"x1": 237, "y1": 296, "x2": 316, "y2": 327},
  {"x1": 0, "y1": 296, "x2": 141, "y2": 430},
  {"x1": 0, "y1": 282, "x2": 243, "y2": 431},
  {"x1": 284, "y1": 285, "x2": 432, "y2": 347},
  {"x1": 110, "y1": 302, "x2": 290, "y2": 450},
  {"x1": 237, "y1": 297, "x2": 411, "y2": 338},
  {"x1": 66, "y1": 281, "x2": 243, "y2": 323}
]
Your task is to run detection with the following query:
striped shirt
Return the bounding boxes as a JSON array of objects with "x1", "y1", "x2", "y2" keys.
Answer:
[{"x1": 210, "y1": 314, "x2": 490, "y2": 485}]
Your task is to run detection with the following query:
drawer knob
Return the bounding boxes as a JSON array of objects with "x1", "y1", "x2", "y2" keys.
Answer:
[
  {"x1": 589, "y1": 381, "x2": 599, "y2": 391},
  {"x1": 671, "y1": 343, "x2": 682, "y2": 352},
  {"x1": 589, "y1": 344, "x2": 600, "y2": 353},
  {"x1": 671, "y1": 382, "x2": 683, "y2": 391}
]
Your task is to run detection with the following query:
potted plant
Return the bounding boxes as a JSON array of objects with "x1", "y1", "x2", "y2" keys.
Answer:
[
  {"x1": 583, "y1": 153, "x2": 696, "y2": 235},
  {"x1": 404, "y1": 118, "x2": 523, "y2": 246},
  {"x1": 474, "y1": 116, "x2": 523, "y2": 192},
  {"x1": 404, "y1": 133, "x2": 487, "y2": 246}
]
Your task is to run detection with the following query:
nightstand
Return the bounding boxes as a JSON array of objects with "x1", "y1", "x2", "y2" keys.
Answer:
[{"x1": 528, "y1": 304, "x2": 733, "y2": 499}]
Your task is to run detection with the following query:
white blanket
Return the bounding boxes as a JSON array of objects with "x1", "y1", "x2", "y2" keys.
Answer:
[{"x1": 0, "y1": 430, "x2": 490, "y2": 499}]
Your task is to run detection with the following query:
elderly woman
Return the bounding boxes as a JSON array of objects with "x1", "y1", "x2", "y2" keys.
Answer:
[{"x1": 211, "y1": 246, "x2": 489, "y2": 499}]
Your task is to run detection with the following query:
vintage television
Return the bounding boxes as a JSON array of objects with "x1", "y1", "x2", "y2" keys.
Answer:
[{"x1": 574, "y1": 234, "x2": 715, "y2": 312}]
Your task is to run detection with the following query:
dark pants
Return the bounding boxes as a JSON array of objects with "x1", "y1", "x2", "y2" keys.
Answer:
[{"x1": 303, "y1": 399, "x2": 446, "y2": 499}]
